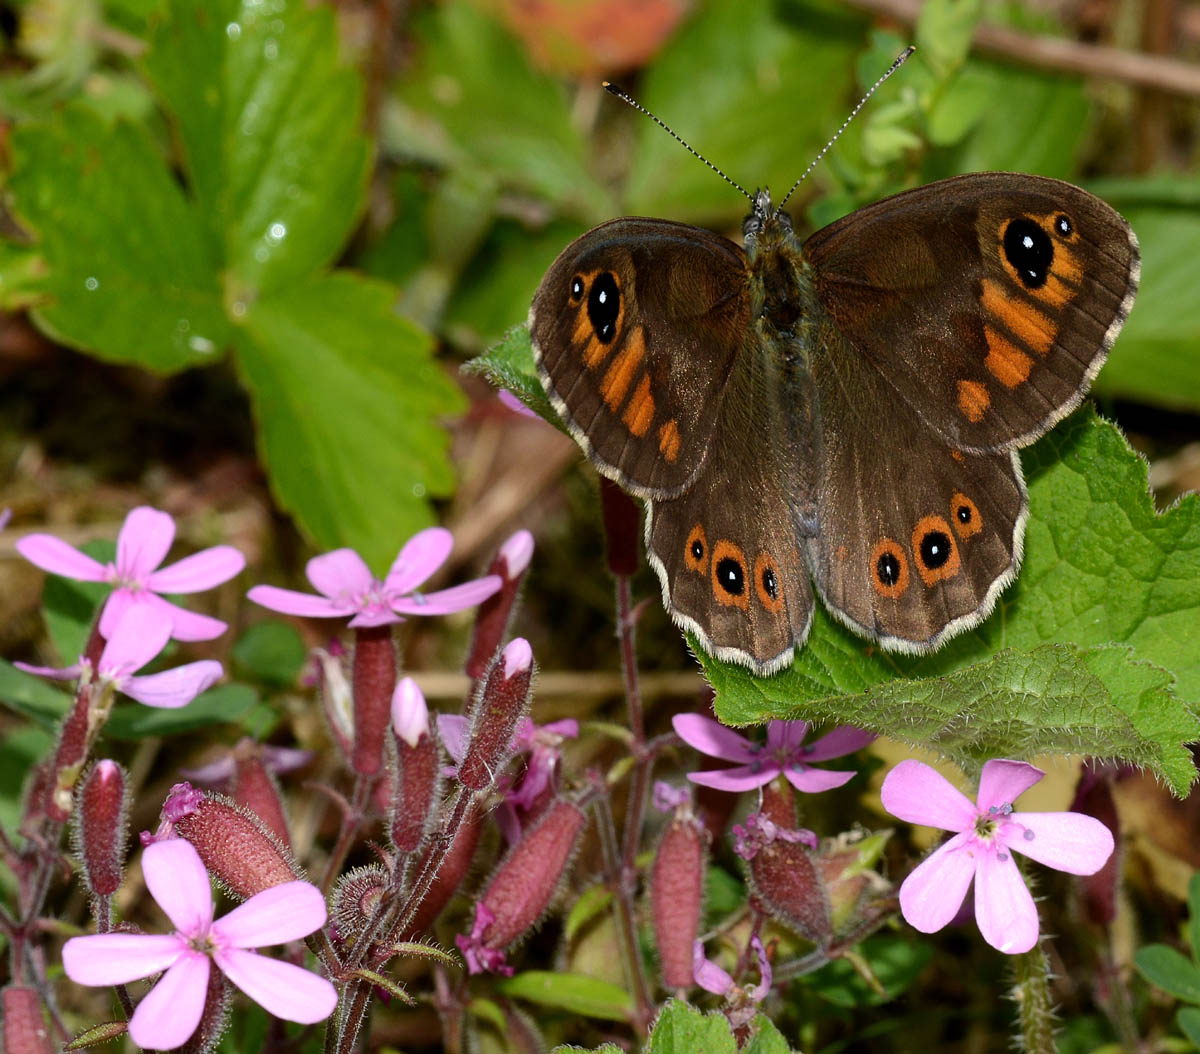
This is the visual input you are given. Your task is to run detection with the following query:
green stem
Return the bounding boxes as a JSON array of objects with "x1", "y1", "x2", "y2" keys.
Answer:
[{"x1": 1011, "y1": 943, "x2": 1056, "y2": 1053}]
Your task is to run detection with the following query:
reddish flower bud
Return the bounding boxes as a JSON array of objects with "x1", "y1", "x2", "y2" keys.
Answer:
[
  {"x1": 352, "y1": 625, "x2": 397, "y2": 777},
  {"x1": 399, "y1": 802, "x2": 483, "y2": 941},
  {"x1": 391, "y1": 725, "x2": 441, "y2": 855},
  {"x1": 747, "y1": 829, "x2": 831, "y2": 947},
  {"x1": 162, "y1": 783, "x2": 301, "y2": 899},
  {"x1": 600, "y1": 478, "x2": 639, "y2": 576},
  {"x1": 651, "y1": 812, "x2": 708, "y2": 988},
  {"x1": 465, "y1": 530, "x2": 535, "y2": 681},
  {"x1": 457, "y1": 799, "x2": 586, "y2": 972},
  {"x1": 231, "y1": 752, "x2": 291, "y2": 849},
  {"x1": 75, "y1": 759, "x2": 128, "y2": 898},
  {"x1": 48, "y1": 684, "x2": 93, "y2": 821},
  {"x1": 458, "y1": 640, "x2": 533, "y2": 792},
  {"x1": 2, "y1": 986, "x2": 54, "y2": 1054}
]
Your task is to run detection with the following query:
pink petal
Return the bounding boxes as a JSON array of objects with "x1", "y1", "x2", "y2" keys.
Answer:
[
  {"x1": 148, "y1": 546, "x2": 245, "y2": 593},
  {"x1": 214, "y1": 948, "x2": 337, "y2": 1024},
  {"x1": 127, "y1": 952, "x2": 209, "y2": 1051},
  {"x1": 143, "y1": 839, "x2": 214, "y2": 936},
  {"x1": 213, "y1": 882, "x2": 327, "y2": 948},
  {"x1": 247, "y1": 584, "x2": 356, "y2": 619},
  {"x1": 384, "y1": 527, "x2": 453, "y2": 594},
  {"x1": 801, "y1": 725, "x2": 877, "y2": 762},
  {"x1": 498, "y1": 388, "x2": 539, "y2": 419},
  {"x1": 686, "y1": 761, "x2": 777, "y2": 792},
  {"x1": 782, "y1": 766, "x2": 857, "y2": 794},
  {"x1": 307, "y1": 548, "x2": 374, "y2": 600},
  {"x1": 146, "y1": 594, "x2": 229, "y2": 642},
  {"x1": 767, "y1": 720, "x2": 809, "y2": 755},
  {"x1": 99, "y1": 604, "x2": 173, "y2": 676},
  {"x1": 179, "y1": 756, "x2": 237, "y2": 784},
  {"x1": 347, "y1": 607, "x2": 404, "y2": 628},
  {"x1": 540, "y1": 718, "x2": 579, "y2": 739},
  {"x1": 389, "y1": 576, "x2": 502, "y2": 616},
  {"x1": 976, "y1": 759, "x2": 1043, "y2": 813},
  {"x1": 897, "y1": 831, "x2": 977, "y2": 933},
  {"x1": 116, "y1": 507, "x2": 175, "y2": 579},
  {"x1": 1004, "y1": 811, "x2": 1115, "y2": 875},
  {"x1": 62, "y1": 933, "x2": 184, "y2": 985},
  {"x1": 973, "y1": 846, "x2": 1039, "y2": 954},
  {"x1": 502, "y1": 637, "x2": 532, "y2": 677},
  {"x1": 881, "y1": 760, "x2": 976, "y2": 832},
  {"x1": 437, "y1": 714, "x2": 468, "y2": 764},
  {"x1": 97, "y1": 588, "x2": 134, "y2": 640},
  {"x1": 122, "y1": 660, "x2": 223, "y2": 709},
  {"x1": 12, "y1": 660, "x2": 81, "y2": 680},
  {"x1": 692, "y1": 941, "x2": 734, "y2": 995},
  {"x1": 499, "y1": 529, "x2": 535, "y2": 576},
  {"x1": 392, "y1": 677, "x2": 430, "y2": 747},
  {"x1": 671, "y1": 713, "x2": 755, "y2": 763},
  {"x1": 15, "y1": 534, "x2": 107, "y2": 581}
]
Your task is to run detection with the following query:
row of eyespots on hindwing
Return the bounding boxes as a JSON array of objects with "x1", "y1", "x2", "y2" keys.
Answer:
[
  {"x1": 956, "y1": 209, "x2": 1083, "y2": 425},
  {"x1": 869, "y1": 492, "x2": 982, "y2": 599},
  {"x1": 684, "y1": 525, "x2": 783, "y2": 614},
  {"x1": 568, "y1": 270, "x2": 683, "y2": 463}
]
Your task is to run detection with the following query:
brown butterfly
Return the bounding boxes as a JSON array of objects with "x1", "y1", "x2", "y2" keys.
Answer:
[{"x1": 530, "y1": 171, "x2": 1139, "y2": 676}]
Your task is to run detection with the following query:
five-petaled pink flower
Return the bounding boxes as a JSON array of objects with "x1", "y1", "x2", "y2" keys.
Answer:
[
  {"x1": 62, "y1": 838, "x2": 336, "y2": 1049},
  {"x1": 247, "y1": 528, "x2": 501, "y2": 627},
  {"x1": 672, "y1": 714, "x2": 875, "y2": 793},
  {"x1": 17, "y1": 506, "x2": 245, "y2": 641},
  {"x1": 880, "y1": 758, "x2": 1115, "y2": 954},
  {"x1": 16, "y1": 605, "x2": 222, "y2": 709}
]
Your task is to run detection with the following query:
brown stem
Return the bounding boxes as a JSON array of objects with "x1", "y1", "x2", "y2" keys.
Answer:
[{"x1": 320, "y1": 777, "x2": 373, "y2": 894}]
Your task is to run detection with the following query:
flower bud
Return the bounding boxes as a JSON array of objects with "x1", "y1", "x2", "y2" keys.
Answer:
[
  {"x1": 75, "y1": 759, "x2": 128, "y2": 898},
  {"x1": 314, "y1": 646, "x2": 353, "y2": 762},
  {"x1": 331, "y1": 864, "x2": 388, "y2": 946},
  {"x1": 230, "y1": 752, "x2": 291, "y2": 849},
  {"x1": 162, "y1": 783, "x2": 301, "y2": 899},
  {"x1": 746, "y1": 825, "x2": 831, "y2": 947},
  {"x1": 465, "y1": 530, "x2": 535, "y2": 681},
  {"x1": 458, "y1": 640, "x2": 533, "y2": 792},
  {"x1": 2, "y1": 985, "x2": 53, "y2": 1054},
  {"x1": 47, "y1": 683, "x2": 93, "y2": 821},
  {"x1": 399, "y1": 801, "x2": 483, "y2": 941},
  {"x1": 600, "y1": 478, "x2": 639, "y2": 576},
  {"x1": 651, "y1": 811, "x2": 708, "y2": 988},
  {"x1": 814, "y1": 830, "x2": 896, "y2": 943},
  {"x1": 352, "y1": 625, "x2": 397, "y2": 777},
  {"x1": 457, "y1": 799, "x2": 586, "y2": 973},
  {"x1": 391, "y1": 677, "x2": 430, "y2": 748},
  {"x1": 390, "y1": 697, "x2": 441, "y2": 855}
]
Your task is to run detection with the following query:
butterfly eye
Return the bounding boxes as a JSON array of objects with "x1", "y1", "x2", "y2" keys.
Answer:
[
  {"x1": 1002, "y1": 219, "x2": 1053, "y2": 289},
  {"x1": 587, "y1": 272, "x2": 621, "y2": 343}
]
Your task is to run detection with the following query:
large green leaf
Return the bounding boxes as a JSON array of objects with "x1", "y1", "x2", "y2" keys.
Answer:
[
  {"x1": 143, "y1": 0, "x2": 370, "y2": 298},
  {"x1": 498, "y1": 971, "x2": 632, "y2": 1023},
  {"x1": 6, "y1": 106, "x2": 230, "y2": 371},
  {"x1": 237, "y1": 272, "x2": 464, "y2": 571}
]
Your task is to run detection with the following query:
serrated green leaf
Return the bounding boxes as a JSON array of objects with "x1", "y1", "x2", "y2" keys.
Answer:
[
  {"x1": 803, "y1": 935, "x2": 932, "y2": 1007},
  {"x1": 643, "y1": 999, "x2": 737, "y2": 1054},
  {"x1": 742, "y1": 1015, "x2": 799, "y2": 1054},
  {"x1": 102, "y1": 683, "x2": 257, "y2": 739},
  {"x1": 143, "y1": 0, "x2": 370, "y2": 297},
  {"x1": 1136, "y1": 944, "x2": 1200, "y2": 1003},
  {"x1": 705, "y1": 412, "x2": 1200, "y2": 794},
  {"x1": 7, "y1": 106, "x2": 231, "y2": 370},
  {"x1": 63, "y1": 1019, "x2": 128, "y2": 1049},
  {"x1": 498, "y1": 971, "x2": 632, "y2": 1023},
  {"x1": 624, "y1": 0, "x2": 861, "y2": 222},
  {"x1": 393, "y1": 3, "x2": 608, "y2": 219},
  {"x1": 464, "y1": 324, "x2": 562, "y2": 431},
  {"x1": 232, "y1": 621, "x2": 306, "y2": 687},
  {"x1": 237, "y1": 271, "x2": 463, "y2": 572},
  {"x1": 1179, "y1": 1006, "x2": 1200, "y2": 1046}
]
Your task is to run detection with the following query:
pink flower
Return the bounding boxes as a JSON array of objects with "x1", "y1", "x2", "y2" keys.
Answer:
[
  {"x1": 16, "y1": 606, "x2": 222, "y2": 709},
  {"x1": 62, "y1": 839, "x2": 335, "y2": 1049},
  {"x1": 16, "y1": 506, "x2": 244, "y2": 641},
  {"x1": 392, "y1": 677, "x2": 430, "y2": 747},
  {"x1": 247, "y1": 528, "x2": 501, "y2": 628},
  {"x1": 880, "y1": 759, "x2": 1116, "y2": 954},
  {"x1": 693, "y1": 934, "x2": 771, "y2": 1001},
  {"x1": 672, "y1": 715, "x2": 875, "y2": 794}
]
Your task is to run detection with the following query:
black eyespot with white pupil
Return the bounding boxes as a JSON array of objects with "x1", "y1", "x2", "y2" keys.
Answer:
[
  {"x1": 569, "y1": 275, "x2": 584, "y2": 301},
  {"x1": 1055, "y1": 214, "x2": 1072, "y2": 237},
  {"x1": 956, "y1": 504, "x2": 973, "y2": 525},
  {"x1": 587, "y1": 272, "x2": 620, "y2": 343},
  {"x1": 691, "y1": 537, "x2": 705, "y2": 561},
  {"x1": 920, "y1": 530, "x2": 953, "y2": 569},
  {"x1": 876, "y1": 552, "x2": 901, "y2": 587},
  {"x1": 716, "y1": 557, "x2": 744, "y2": 596},
  {"x1": 1003, "y1": 219, "x2": 1053, "y2": 289},
  {"x1": 761, "y1": 566, "x2": 778, "y2": 600}
]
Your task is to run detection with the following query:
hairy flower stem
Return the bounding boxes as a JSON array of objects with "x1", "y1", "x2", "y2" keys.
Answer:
[
  {"x1": 321, "y1": 777, "x2": 373, "y2": 894},
  {"x1": 1011, "y1": 943, "x2": 1056, "y2": 1053}
]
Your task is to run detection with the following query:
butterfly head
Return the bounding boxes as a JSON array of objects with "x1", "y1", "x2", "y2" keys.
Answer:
[{"x1": 743, "y1": 189, "x2": 794, "y2": 246}]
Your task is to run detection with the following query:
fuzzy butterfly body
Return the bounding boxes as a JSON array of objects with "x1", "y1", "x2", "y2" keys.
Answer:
[{"x1": 530, "y1": 173, "x2": 1139, "y2": 675}]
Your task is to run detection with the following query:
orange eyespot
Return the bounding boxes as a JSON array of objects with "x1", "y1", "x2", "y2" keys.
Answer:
[
  {"x1": 870, "y1": 539, "x2": 909, "y2": 599},
  {"x1": 710, "y1": 540, "x2": 749, "y2": 610},
  {"x1": 950, "y1": 492, "x2": 982, "y2": 539},
  {"x1": 912, "y1": 515, "x2": 961, "y2": 586},
  {"x1": 684, "y1": 524, "x2": 708, "y2": 574},
  {"x1": 753, "y1": 552, "x2": 784, "y2": 614}
]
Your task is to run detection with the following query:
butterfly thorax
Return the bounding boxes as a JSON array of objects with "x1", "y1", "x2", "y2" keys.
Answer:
[{"x1": 743, "y1": 189, "x2": 817, "y2": 346}]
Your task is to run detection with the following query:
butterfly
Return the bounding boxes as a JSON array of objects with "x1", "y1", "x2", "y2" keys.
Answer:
[{"x1": 529, "y1": 173, "x2": 1139, "y2": 676}]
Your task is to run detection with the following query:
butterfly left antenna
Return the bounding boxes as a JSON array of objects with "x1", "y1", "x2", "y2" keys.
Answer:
[{"x1": 602, "y1": 82, "x2": 754, "y2": 203}]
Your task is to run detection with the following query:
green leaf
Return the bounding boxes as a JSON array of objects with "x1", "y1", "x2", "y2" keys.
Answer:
[
  {"x1": 1135, "y1": 943, "x2": 1200, "y2": 1003},
  {"x1": 393, "y1": 3, "x2": 608, "y2": 218},
  {"x1": 705, "y1": 412, "x2": 1200, "y2": 795},
  {"x1": 1189, "y1": 872, "x2": 1200, "y2": 963},
  {"x1": 63, "y1": 1020, "x2": 128, "y2": 1050},
  {"x1": 498, "y1": 971, "x2": 633, "y2": 1023},
  {"x1": 643, "y1": 1000, "x2": 736, "y2": 1054},
  {"x1": 0, "y1": 723, "x2": 55, "y2": 838},
  {"x1": 102, "y1": 683, "x2": 258, "y2": 739},
  {"x1": 232, "y1": 622, "x2": 306, "y2": 687},
  {"x1": 564, "y1": 885, "x2": 615, "y2": 943},
  {"x1": 915, "y1": 0, "x2": 981, "y2": 76},
  {"x1": 803, "y1": 935, "x2": 933, "y2": 1007},
  {"x1": 624, "y1": 0, "x2": 861, "y2": 222},
  {"x1": 1178, "y1": 1006, "x2": 1200, "y2": 1046},
  {"x1": 1093, "y1": 202, "x2": 1200, "y2": 411},
  {"x1": 143, "y1": 0, "x2": 371, "y2": 298},
  {"x1": 349, "y1": 968, "x2": 415, "y2": 1005},
  {"x1": 0, "y1": 660, "x2": 72, "y2": 727},
  {"x1": 463, "y1": 324, "x2": 561, "y2": 431},
  {"x1": 0, "y1": 241, "x2": 48, "y2": 311},
  {"x1": 237, "y1": 271, "x2": 464, "y2": 572},
  {"x1": 742, "y1": 1015, "x2": 799, "y2": 1054},
  {"x1": 6, "y1": 106, "x2": 231, "y2": 370}
]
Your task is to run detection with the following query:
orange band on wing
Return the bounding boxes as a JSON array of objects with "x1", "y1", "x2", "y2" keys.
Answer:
[
  {"x1": 622, "y1": 375, "x2": 655, "y2": 437},
  {"x1": 980, "y1": 279, "x2": 1055, "y2": 357},
  {"x1": 984, "y1": 325, "x2": 1034, "y2": 388},
  {"x1": 658, "y1": 419, "x2": 681, "y2": 462},
  {"x1": 599, "y1": 327, "x2": 644, "y2": 411},
  {"x1": 957, "y1": 380, "x2": 990, "y2": 423}
]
